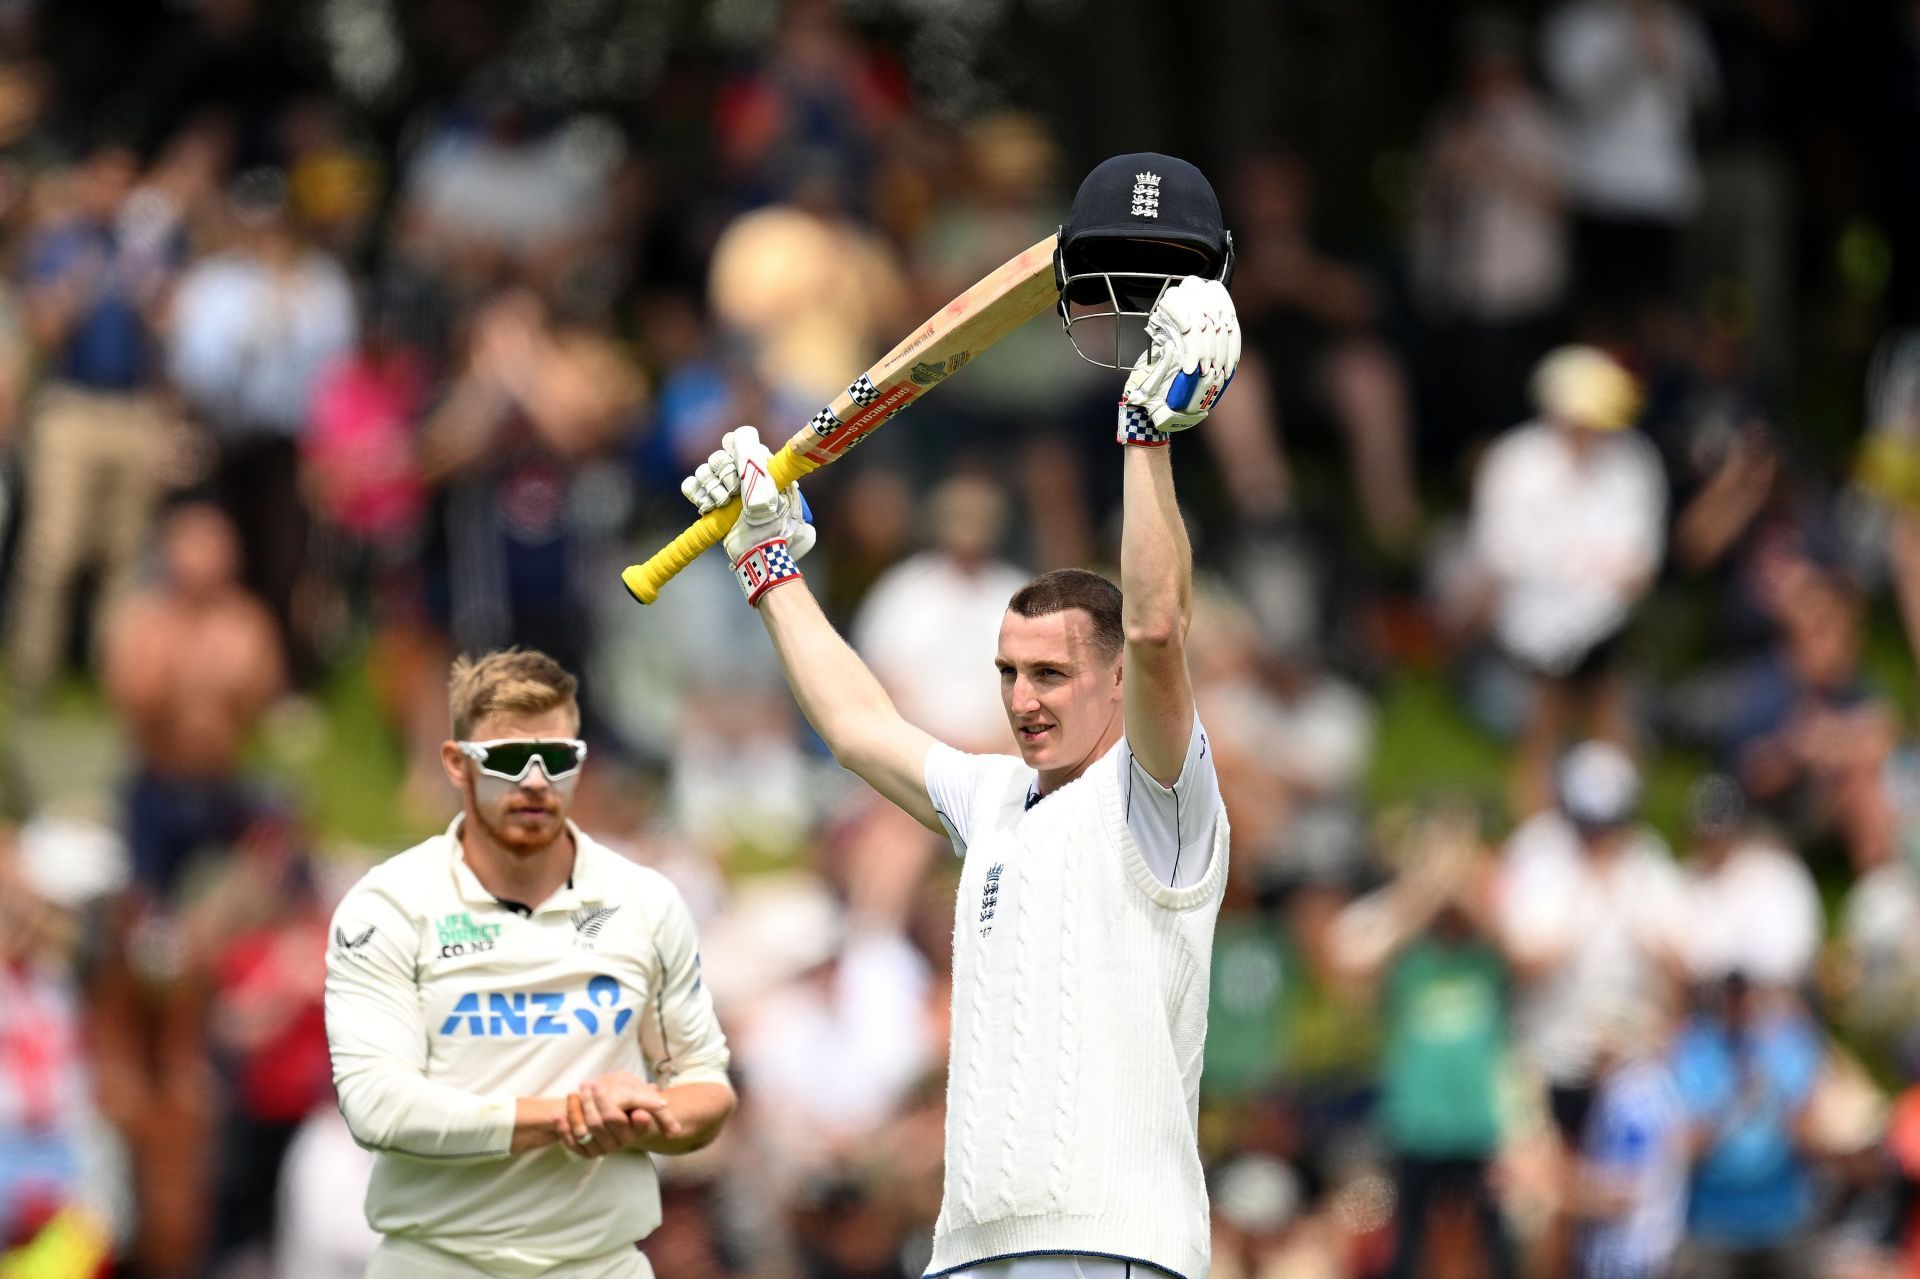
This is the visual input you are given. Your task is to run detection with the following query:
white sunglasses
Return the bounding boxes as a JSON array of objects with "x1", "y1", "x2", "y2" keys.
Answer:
[{"x1": 456, "y1": 738, "x2": 589, "y2": 783}]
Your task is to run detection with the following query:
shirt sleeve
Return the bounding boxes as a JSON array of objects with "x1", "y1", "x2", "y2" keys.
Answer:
[
  {"x1": 637, "y1": 881, "x2": 731, "y2": 1089},
  {"x1": 1118, "y1": 712, "x2": 1223, "y2": 890},
  {"x1": 925, "y1": 743, "x2": 1008, "y2": 856},
  {"x1": 324, "y1": 886, "x2": 517, "y2": 1160}
]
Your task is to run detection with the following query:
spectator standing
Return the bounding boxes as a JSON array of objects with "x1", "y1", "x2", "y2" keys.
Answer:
[
  {"x1": 1542, "y1": 0, "x2": 1718, "y2": 334},
  {"x1": 1679, "y1": 775, "x2": 1823, "y2": 993},
  {"x1": 417, "y1": 289, "x2": 644, "y2": 683},
  {"x1": 1716, "y1": 566, "x2": 1893, "y2": 819},
  {"x1": 1471, "y1": 346, "x2": 1664, "y2": 816},
  {"x1": 1671, "y1": 973, "x2": 1826, "y2": 1277},
  {"x1": 168, "y1": 166, "x2": 356, "y2": 678},
  {"x1": 1333, "y1": 808, "x2": 1517, "y2": 1279},
  {"x1": 0, "y1": 832, "x2": 107, "y2": 1267},
  {"x1": 100, "y1": 503, "x2": 284, "y2": 900},
  {"x1": 725, "y1": 876, "x2": 936, "y2": 1188},
  {"x1": 1568, "y1": 1003, "x2": 1689, "y2": 1279},
  {"x1": 1228, "y1": 149, "x2": 1421, "y2": 551},
  {"x1": 1498, "y1": 743, "x2": 1687, "y2": 1150},
  {"x1": 7, "y1": 140, "x2": 185, "y2": 699},
  {"x1": 1856, "y1": 330, "x2": 1920, "y2": 676},
  {"x1": 184, "y1": 815, "x2": 336, "y2": 1275},
  {"x1": 912, "y1": 113, "x2": 1105, "y2": 568},
  {"x1": 398, "y1": 97, "x2": 621, "y2": 291},
  {"x1": 852, "y1": 472, "x2": 1030, "y2": 752},
  {"x1": 706, "y1": 164, "x2": 907, "y2": 414},
  {"x1": 1839, "y1": 813, "x2": 1920, "y2": 1058},
  {"x1": 1412, "y1": 14, "x2": 1569, "y2": 459}
]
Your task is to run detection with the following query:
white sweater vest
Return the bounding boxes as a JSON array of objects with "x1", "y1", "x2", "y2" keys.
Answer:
[{"x1": 929, "y1": 746, "x2": 1231, "y2": 1279}]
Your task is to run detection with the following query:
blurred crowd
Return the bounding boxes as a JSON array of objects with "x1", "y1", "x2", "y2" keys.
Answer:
[{"x1": 8, "y1": 0, "x2": 1920, "y2": 1277}]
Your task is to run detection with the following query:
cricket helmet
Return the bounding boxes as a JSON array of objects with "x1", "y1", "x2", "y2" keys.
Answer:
[{"x1": 1055, "y1": 152, "x2": 1235, "y2": 368}]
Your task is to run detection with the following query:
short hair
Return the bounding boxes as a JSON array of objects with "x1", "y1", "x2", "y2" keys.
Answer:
[
  {"x1": 449, "y1": 649, "x2": 579, "y2": 739},
  {"x1": 1006, "y1": 568, "x2": 1124, "y2": 663}
]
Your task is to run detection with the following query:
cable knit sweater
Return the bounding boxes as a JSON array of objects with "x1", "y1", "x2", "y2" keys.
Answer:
[{"x1": 928, "y1": 745, "x2": 1231, "y2": 1279}]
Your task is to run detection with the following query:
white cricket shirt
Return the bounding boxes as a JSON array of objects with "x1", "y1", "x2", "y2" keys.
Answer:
[
  {"x1": 324, "y1": 817, "x2": 730, "y2": 1278},
  {"x1": 921, "y1": 716, "x2": 1229, "y2": 1279}
]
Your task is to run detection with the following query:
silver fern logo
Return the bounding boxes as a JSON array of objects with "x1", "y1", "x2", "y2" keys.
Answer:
[{"x1": 569, "y1": 905, "x2": 620, "y2": 947}]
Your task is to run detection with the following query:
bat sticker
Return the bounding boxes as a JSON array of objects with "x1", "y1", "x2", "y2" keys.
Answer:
[{"x1": 909, "y1": 352, "x2": 971, "y2": 386}]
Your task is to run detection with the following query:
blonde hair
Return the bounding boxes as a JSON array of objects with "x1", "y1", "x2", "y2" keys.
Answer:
[{"x1": 448, "y1": 649, "x2": 579, "y2": 739}]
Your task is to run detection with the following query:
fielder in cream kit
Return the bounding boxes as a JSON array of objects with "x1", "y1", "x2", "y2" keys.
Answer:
[
  {"x1": 324, "y1": 650, "x2": 734, "y2": 1278},
  {"x1": 681, "y1": 153, "x2": 1237, "y2": 1279}
]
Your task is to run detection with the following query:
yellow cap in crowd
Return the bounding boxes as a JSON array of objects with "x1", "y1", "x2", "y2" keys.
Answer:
[{"x1": 1531, "y1": 344, "x2": 1642, "y2": 432}]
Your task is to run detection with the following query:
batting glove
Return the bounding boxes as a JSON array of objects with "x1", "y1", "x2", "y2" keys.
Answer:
[
  {"x1": 1119, "y1": 276, "x2": 1241, "y2": 443},
  {"x1": 682, "y1": 426, "x2": 816, "y2": 605}
]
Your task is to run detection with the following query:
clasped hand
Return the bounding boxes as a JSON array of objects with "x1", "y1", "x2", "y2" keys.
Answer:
[{"x1": 558, "y1": 1072, "x2": 683, "y2": 1157}]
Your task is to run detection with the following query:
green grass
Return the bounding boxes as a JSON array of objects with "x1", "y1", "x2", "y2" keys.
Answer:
[
  {"x1": 1366, "y1": 667, "x2": 1714, "y2": 849},
  {"x1": 256, "y1": 656, "x2": 436, "y2": 852},
  {"x1": 1366, "y1": 670, "x2": 1509, "y2": 811}
]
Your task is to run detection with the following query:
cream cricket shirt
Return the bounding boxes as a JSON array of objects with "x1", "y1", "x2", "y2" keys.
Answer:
[{"x1": 324, "y1": 817, "x2": 730, "y2": 1277}]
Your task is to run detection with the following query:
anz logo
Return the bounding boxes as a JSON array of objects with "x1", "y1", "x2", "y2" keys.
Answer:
[{"x1": 438, "y1": 975, "x2": 633, "y2": 1038}]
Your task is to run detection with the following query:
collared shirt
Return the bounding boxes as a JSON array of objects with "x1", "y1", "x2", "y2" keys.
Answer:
[
  {"x1": 927, "y1": 711, "x2": 1221, "y2": 891},
  {"x1": 324, "y1": 817, "x2": 729, "y2": 1277}
]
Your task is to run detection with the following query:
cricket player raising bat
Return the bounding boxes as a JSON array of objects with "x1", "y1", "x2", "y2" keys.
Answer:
[{"x1": 681, "y1": 154, "x2": 1238, "y2": 1279}]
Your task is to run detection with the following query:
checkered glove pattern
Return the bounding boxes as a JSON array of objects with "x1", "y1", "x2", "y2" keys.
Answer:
[
  {"x1": 732, "y1": 537, "x2": 803, "y2": 605},
  {"x1": 1117, "y1": 401, "x2": 1170, "y2": 447},
  {"x1": 682, "y1": 426, "x2": 816, "y2": 606}
]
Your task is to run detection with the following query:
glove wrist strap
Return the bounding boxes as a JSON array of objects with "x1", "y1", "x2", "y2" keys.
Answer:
[
  {"x1": 733, "y1": 537, "x2": 803, "y2": 605},
  {"x1": 1117, "y1": 401, "x2": 1170, "y2": 448}
]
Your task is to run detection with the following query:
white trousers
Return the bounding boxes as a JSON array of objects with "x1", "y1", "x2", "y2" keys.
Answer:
[
  {"x1": 951, "y1": 1257, "x2": 1159, "y2": 1279},
  {"x1": 366, "y1": 1237, "x2": 654, "y2": 1279}
]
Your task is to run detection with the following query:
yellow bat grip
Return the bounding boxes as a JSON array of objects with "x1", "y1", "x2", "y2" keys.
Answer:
[{"x1": 620, "y1": 444, "x2": 817, "y2": 604}]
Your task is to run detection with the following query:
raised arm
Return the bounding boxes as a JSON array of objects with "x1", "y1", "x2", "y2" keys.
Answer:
[
  {"x1": 682, "y1": 428, "x2": 942, "y2": 832},
  {"x1": 1120, "y1": 445, "x2": 1195, "y2": 784},
  {"x1": 1117, "y1": 277, "x2": 1241, "y2": 783}
]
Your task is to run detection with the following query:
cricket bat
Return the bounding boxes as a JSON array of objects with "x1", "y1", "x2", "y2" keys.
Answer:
[{"x1": 621, "y1": 234, "x2": 1061, "y2": 604}]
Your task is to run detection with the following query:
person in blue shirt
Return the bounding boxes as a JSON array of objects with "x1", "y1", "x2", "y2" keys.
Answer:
[
  {"x1": 1570, "y1": 1003, "x2": 1689, "y2": 1279},
  {"x1": 1671, "y1": 971, "x2": 1824, "y2": 1277},
  {"x1": 7, "y1": 138, "x2": 186, "y2": 698}
]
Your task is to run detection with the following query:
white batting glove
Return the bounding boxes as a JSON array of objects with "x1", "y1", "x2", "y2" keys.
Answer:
[
  {"x1": 1119, "y1": 277, "x2": 1241, "y2": 443},
  {"x1": 681, "y1": 426, "x2": 816, "y2": 605}
]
